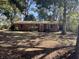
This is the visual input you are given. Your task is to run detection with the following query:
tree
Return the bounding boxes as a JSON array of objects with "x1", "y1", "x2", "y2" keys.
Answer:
[
  {"x1": 34, "y1": 0, "x2": 78, "y2": 34},
  {"x1": 0, "y1": 0, "x2": 16, "y2": 26},
  {"x1": 9, "y1": 0, "x2": 35, "y2": 21},
  {"x1": 75, "y1": 5, "x2": 79, "y2": 59},
  {"x1": 38, "y1": 8, "x2": 48, "y2": 20},
  {"x1": 24, "y1": 14, "x2": 36, "y2": 21},
  {"x1": 61, "y1": 0, "x2": 67, "y2": 35},
  {"x1": 75, "y1": 24, "x2": 79, "y2": 59},
  {"x1": 0, "y1": 0, "x2": 22, "y2": 30}
]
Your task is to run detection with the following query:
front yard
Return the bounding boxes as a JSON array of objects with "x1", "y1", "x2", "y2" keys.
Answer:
[{"x1": 0, "y1": 31, "x2": 77, "y2": 59}]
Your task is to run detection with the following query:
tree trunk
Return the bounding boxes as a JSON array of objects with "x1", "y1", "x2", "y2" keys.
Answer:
[
  {"x1": 24, "y1": 0, "x2": 28, "y2": 20},
  {"x1": 75, "y1": 25, "x2": 79, "y2": 59},
  {"x1": 61, "y1": 0, "x2": 67, "y2": 35},
  {"x1": 9, "y1": 18, "x2": 15, "y2": 31},
  {"x1": 10, "y1": 7, "x2": 16, "y2": 31}
]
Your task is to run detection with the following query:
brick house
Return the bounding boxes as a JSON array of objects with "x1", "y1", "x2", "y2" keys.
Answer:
[{"x1": 10, "y1": 21, "x2": 59, "y2": 32}]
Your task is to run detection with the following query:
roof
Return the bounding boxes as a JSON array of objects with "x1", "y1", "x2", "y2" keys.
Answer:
[{"x1": 14, "y1": 21, "x2": 58, "y2": 24}]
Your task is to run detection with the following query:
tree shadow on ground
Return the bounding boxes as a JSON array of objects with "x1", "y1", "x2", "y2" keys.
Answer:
[
  {"x1": 67, "y1": 51, "x2": 75, "y2": 59},
  {"x1": 0, "y1": 45, "x2": 75, "y2": 59},
  {"x1": 0, "y1": 31, "x2": 76, "y2": 59},
  {"x1": 18, "y1": 46, "x2": 75, "y2": 59}
]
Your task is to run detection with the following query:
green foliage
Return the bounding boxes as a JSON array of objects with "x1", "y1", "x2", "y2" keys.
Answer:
[
  {"x1": 0, "y1": 0, "x2": 19, "y2": 19},
  {"x1": 24, "y1": 14, "x2": 36, "y2": 21},
  {"x1": 8, "y1": 0, "x2": 25, "y2": 12},
  {"x1": 38, "y1": 8, "x2": 48, "y2": 20},
  {"x1": 34, "y1": 0, "x2": 78, "y2": 20},
  {"x1": 69, "y1": 12, "x2": 79, "y2": 33},
  {"x1": 0, "y1": 0, "x2": 23, "y2": 29},
  {"x1": 0, "y1": 20, "x2": 10, "y2": 29},
  {"x1": 70, "y1": 19, "x2": 78, "y2": 33},
  {"x1": 2, "y1": 0, "x2": 33, "y2": 21},
  {"x1": 0, "y1": 0, "x2": 25, "y2": 18}
]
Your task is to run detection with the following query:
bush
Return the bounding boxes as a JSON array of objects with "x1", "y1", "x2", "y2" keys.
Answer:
[
  {"x1": 70, "y1": 19, "x2": 78, "y2": 33},
  {"x1": 0, "y1": 25, "x2": 8, "y2": 30}
]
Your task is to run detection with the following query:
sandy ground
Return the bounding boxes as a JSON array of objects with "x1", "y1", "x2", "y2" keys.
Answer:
[{"x1": 0, "y1": 31, "x2": 77, "y2": 59}]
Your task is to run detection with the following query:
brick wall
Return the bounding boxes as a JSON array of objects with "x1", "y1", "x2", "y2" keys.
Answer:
[{"x1": 11, "y1": 23, "x2": 59, "y2": 32}]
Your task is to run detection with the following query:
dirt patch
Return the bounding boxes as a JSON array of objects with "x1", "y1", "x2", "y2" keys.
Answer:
[{"x1": 0, "y1": 31, "x2": 76, "y2": 59}]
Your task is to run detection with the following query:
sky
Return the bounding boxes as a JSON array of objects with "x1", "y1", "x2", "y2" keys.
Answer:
[
  {"x1": 28, "y1": 0, "x2": 38, "y2": 18},
  {"x1": 21, "y1": 0, "x2": 38, "y2": 21}
]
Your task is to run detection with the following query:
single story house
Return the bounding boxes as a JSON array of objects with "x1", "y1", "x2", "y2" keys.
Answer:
[{"x1": 10, "y1": 21, "x2": 59, "y2": 32}]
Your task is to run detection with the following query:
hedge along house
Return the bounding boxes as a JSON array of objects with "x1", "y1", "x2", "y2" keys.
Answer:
[{"x1": 10, "y1": 21, "x2": 59, "y2": 32}]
